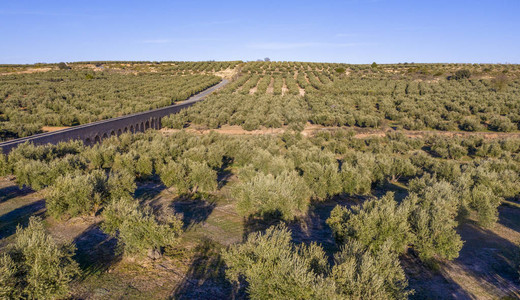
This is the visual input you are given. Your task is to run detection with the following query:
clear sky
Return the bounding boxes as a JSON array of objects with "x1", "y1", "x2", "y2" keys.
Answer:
[{"x1": 1, "y1": 0, "x2": 518, "y2": 64}]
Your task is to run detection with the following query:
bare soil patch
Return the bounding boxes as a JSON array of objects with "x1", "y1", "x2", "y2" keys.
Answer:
[
  {"x1": 281, "y1": 78, "x2": 288, "y2": 96},
  {"x1": 266, "y1": 77, "x2": 274, "y2": 94},
  {"x1": 42, "y1": 126, "x2": 71, "y2": 132},
  {"x1": 0, "y1": 67, "x2": 52, "y2": 76},
  {"x1": 162, "y1": 124, "x2": 520, "y2": 140},
  {"x1": 299, "y1": 86, "x2": 306, "y2": 96},
  {"x1": 214, "y1": 67, "x2": 238, "y2": 81}
]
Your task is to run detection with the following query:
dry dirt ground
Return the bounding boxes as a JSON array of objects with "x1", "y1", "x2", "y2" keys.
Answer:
[
  {"x1": 161, "y1": 123, "x2": 520, "y2": 140},
  {"x1": 213, "y1": 68, "x2": 239, "y2": 81},
  {"x1": 0, "y1": 67, "x2": 53, "y2": 76},
  {"x1": 266, "y1": 77, "x2": 274, "y2": 94},
  {"x1": 41, "y1": 126, "x2": 71, "y2": 132}
]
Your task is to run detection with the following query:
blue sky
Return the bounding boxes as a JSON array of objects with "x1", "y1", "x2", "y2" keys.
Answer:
[{"x1": 1, "y1": 0, "x2": 518, "y2": 64}]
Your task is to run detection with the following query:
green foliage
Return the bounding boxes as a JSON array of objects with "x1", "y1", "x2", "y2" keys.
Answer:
[
  {"x1": 45, "y1": 169, "x2": 135, "y2": 219},
  {"x1": 0, "y1": 217, "x2": 79, "y2": 299},
  {"x1": 102, "y1": 197, "x2": 183, "y2": 257},
  {"x1": 301, "y1": 161, "x2": 342, "y2": 199},
  {"x1": 452, "y1": 69, "x2": 471, "y2": 80},
  {"x1": 331, "y1": 240, "x2": 411, "y2": 299},
  {"x1": 0, "y1": 152, "x2": 7, "y2": 176},
  {"x1": 459, "y1": 116, "x2": 484, "y2": 132},
  {"x1": 335, "y1": 67, "x2": 346, "y2": 74},
  {"x1": 490, "y1": 74, "x2": 509, "y2": 91},
  {"x1": 222, "y1": 225, "x2": 336, "y2": 300},
  {"x1": 57, "y1": 62, "x2": 70, "y2": 70},
  {"x1": 232, "y1": 171, "x2": 311, "y2": 221},
  {"x1": 159, "y1": 158, "x2": 217, "y2": 193},
  {"x1": 489, "y1": 115, "x2": 516, "y2": 132},
  {"x1": 407, "y1": 179, "x2": 463, "y2": 261},
  {"x1": 327, "y1": 192, "x2": 413, "y2": 254},
  {"x1": 13, "y1": 154, "x2": 86, "y2": 191},
  {"x1": 45, "y1": 170, "x2": 107, "y2": 219},
  {"x1": 107, "y1": 169, "x2": 137, "y2": 201},
  {"x1": 166, "y1": 63, "x2": 520, "y2": 133},
  {"x1": 222, "y1": 224, "x2": 411, "y2": 300}
]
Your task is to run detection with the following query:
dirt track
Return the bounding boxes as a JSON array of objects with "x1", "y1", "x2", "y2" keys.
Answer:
[{"x1": 161, "y1": 124, "x2": 520, "y2": 139}]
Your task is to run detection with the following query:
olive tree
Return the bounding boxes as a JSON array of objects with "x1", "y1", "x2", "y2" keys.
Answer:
[
  {"x1": 222, "y1": 224, "x2": 411, "y2": 300},
  {"x1": 231, "y1": 171, "x2": 311, "y2": 221},
  {"x1": 45, "y1": 170, "x2": 107, "y2": 219},
  {"x1": 102, "y1": 197, "x2": 183, "y2": 257},
  {"x1": 222, "y1": 224, "x2": 336, "y2": 300},
  {"x1": 0, "y1": 217, "x2": 80, "y2": 299},
  {"x1": 327, "y1": 192, "x2": 413, "y2": 254},
  {"x1": 159, "y1": 158, "x2": 217, "y2": 194},
  {"x1": 407, "y1": 180, "x2": 463, "y2": 262},
  {"x1": 331, "y1": 240, "x2": 411, "y2": 299}
]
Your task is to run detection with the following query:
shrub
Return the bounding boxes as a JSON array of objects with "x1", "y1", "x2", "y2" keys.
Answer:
[
  {"x1": 455, "y1": 165, "x2": 506, "y2": 227},
  {"x1": 159, "y1": 159, "x2": 190, "y2": 192},
  {"x1": 489, "y1": 115, "x2": 516, "y2": 132},
  {"x1": 407, "y1": 180, "x2": 463, "y2": 261},
  {"x1": 459, "y1": 116, "x2": 483, "y2": 132},
  {"x1": 331, "y1": 240, "x2": 411, "y2": 299},
  {"x1": 340, "y1": 163, "x2": 372, "y2": 195},
  {"x1": 45, "y1": 170, "x2": 107, "y2": 219},
  {"x1": 0, "y1": 217, "x2": 79, "y2": 299},
  {"x1": 102, "y1": 197, "x2": 183, "y2": 257},
  {"x1": 232, "y1": 171, "x2": 311, "y2": 221},
  {"x1": 57, "y1": 62, "x2": 70, "y2": 70},
  {"x1": 222, "y1": 224, "x2": 336, "y2": 300},
  {"x1": 159, "y1": 159, "x2": 217, "y2": 194},
  {"x1": 300, "y1": 161, "x2": 342, "y2": 199},
  {"x1": 470, "y1": 184, "x2": 501, "y2": 227},
  {"x1": 107, "y1": 170, "x2": 136, "y2": 200},
  {"x1": 13, "y1": 159, "x2": 52, "y2": 190},
  {"x1": 222, "y1": 224, "x2": 411, "y2": 300},
  {"x1": 188, "y1": 160, "x2": 218, "y2": 193},
  {"x1": 0, "y1": 152, "x2": 8, "y2": 176},
  {"x1": 327, "y1": 192, "x2": 413, "y2": 254},
  {"x1": 335, "y1": 67, "x2": 346, "y2": 74},
  {"x1": 451, "y1": 69, "x2": 471, "y2": 80},
  {"x1": 490, "y1": 74, "x2": 509, "y2": 91}
]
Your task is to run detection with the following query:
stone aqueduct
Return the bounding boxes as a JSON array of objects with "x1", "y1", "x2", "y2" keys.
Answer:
[
  {"x1": 0, "y1": 79, "x2": 228, "y2": 154},
  {"x1": 85, "y1": 115, "x2": 163, "y2": 145}
]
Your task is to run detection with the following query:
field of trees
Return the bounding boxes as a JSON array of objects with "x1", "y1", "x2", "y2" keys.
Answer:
[
  {"x1": 165, "y1": 62, "x2": 520, "y2": 134},
  {"x1": 0, "y1": 61, "x2": 239, "y2": 141},
  {"x1": 1, "y1": 62, "x2": 520, "y2": 299}
]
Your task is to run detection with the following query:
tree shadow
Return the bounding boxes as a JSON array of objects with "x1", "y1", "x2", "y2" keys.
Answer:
[
  {"x1": 242, "y1": 211, "x2": 284, "y2": 242},
  {"x1": 453, "y1": 219, "x2": 520, "y2": 297},
  {"x1": 498, "y1": 201, "x2": 520, "y2": 234},
  {"x1": 171, "y1": 194, "x2": 216, "y2": 230},
  {"x1": 289, "y1": 195, "x2": 360, "y2": 258},
  {"x1": 401, "y1": 249, "x2": 474, "y2": 300},
  {"x1": 372, "y1": 180, "x2": 410, "y2": 202},
  {"x1": 0, "y1": 199, "x2": 46, "y2": 239},
  {"x1": 73, "y1": 224, "x2": 121, "y2": 278},
  {"x1": 134, "y1": 178, "x2": 167, "y2": 204},
  {"x1": 0, "y1": 184, "x2": 33, "y2": 204},
  {"x1": 171, "y1": 239, "x2": 235, "y2": 300},
  {"x1": 217, "y1": 156, "x2": 234, "y2": 189}
]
